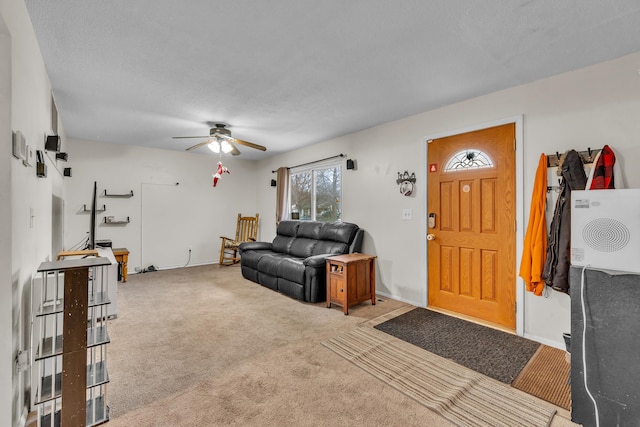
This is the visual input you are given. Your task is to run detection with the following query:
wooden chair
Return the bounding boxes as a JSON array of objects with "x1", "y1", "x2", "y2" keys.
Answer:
[{"x1": 219, "y1": 213, "x2": 259, "y2": 266}]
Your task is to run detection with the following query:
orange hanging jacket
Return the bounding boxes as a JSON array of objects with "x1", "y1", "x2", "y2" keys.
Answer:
[{"x1": 519, "y1": 154, "x2": 548, "y2": 296}]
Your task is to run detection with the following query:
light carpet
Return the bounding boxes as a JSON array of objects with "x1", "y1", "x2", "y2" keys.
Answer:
[{"x1": 323, "y1": 326, "x2": 557, "y2": 427}]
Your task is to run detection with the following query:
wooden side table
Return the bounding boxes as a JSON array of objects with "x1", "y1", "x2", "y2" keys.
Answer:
[
  {"x1": 326, "y1": 253, "x2": 377, "y2": 315},
  {"x1": 56, "y1": 249, "x2": 98, "y2": 260},
  {"x1": 112, "y1": 248, "x2": 129, "y2": 282}
]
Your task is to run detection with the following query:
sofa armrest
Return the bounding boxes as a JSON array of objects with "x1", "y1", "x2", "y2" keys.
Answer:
[
  {"x1": 304, "y1": 254, "x2": 332, "y2": 268},
  {"x1": 239, "y1": 241, "x2": 272, "y2": 253}
]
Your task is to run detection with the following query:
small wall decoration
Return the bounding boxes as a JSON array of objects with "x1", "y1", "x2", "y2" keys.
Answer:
[
  {"x1": 23, "y1": 145, "x2": 34, "y2": 167},
  {"x1": 12, "y1": 131, "x2": 26, "y2": 160},
  {"x1": 396, "y1": 171, "x2": 416, "y2": 196}
]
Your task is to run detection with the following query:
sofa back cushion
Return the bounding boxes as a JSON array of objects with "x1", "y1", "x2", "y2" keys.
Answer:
[
  {"x1": 287, "y1": 221, "x2": 324, "y2": 257},
  {"x1": 312, "y1": 240, "x2": 349, "y2": 256},
  {"x1": 320, "y1": 222, "x2": 359, "y2": 244},
  {"x1": 289, "y1": 238, "x2": 318, "y2": 258},
  {"x1": 311, "y1": 222, "x2": 358, "y2": 255},
  {"x1": 272, "y1": 221, "x2": 299, "y2": 254},
  {"x1": 272, "y1": 220, "x2": 360, "y2": 257}
]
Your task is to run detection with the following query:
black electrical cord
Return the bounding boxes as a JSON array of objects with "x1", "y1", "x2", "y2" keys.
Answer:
[{"x1": 183, "y1": 249, "x2": 191, "y2": 268}]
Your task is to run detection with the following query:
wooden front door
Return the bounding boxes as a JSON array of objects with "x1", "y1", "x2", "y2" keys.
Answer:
[{"x1": 427, "y1": 123, "x2": 516, "y2": 329}]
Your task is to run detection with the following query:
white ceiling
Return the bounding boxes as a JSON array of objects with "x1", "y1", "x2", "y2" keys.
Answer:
[{"x1": 23, "y1": 1, "x2": 640, "y2": 160}]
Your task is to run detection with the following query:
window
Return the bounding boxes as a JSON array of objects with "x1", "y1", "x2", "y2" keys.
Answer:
[
  {"x1": 290, "y1": 163, "x2": 342, "y2": 221},
  {"x1": 443, "y1": 149, "x2": 494, "y2": 172}
]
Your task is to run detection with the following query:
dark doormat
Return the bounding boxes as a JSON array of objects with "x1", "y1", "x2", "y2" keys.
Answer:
[{"x1": 374, "y1": 307, "x2": 540, "y2": 384}]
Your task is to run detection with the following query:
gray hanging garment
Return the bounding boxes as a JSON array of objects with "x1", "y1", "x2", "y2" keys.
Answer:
[{"x1": 542, "y1": 150, "x2": 587, "y2": 293}]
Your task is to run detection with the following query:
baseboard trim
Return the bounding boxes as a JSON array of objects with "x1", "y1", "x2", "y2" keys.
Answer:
[
  {"x1": 523, "y1": 332, "x2": 565, "y2": 350},
  {"x1": 130, "y1": 261, "x2": 217, "y2": 275},
  {"x1": 375, "y1": 290, "x2": 421, "y2": 307}
]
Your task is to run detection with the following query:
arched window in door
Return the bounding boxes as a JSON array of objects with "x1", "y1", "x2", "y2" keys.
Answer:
[{"x1": 444, "y1": 149, "x2": 494, "y2": 172}]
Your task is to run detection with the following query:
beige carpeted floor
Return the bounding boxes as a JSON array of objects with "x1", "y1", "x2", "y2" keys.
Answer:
[{"x1": 104, "y1": 264, "x2": 577, "y2": 426}]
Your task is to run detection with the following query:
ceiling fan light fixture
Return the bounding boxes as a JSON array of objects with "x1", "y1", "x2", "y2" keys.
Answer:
[
  {"x1": 207, "y1": 137, "x2": 233, "y2": 154},
  {"x1": 220, "y1": 140, "x2": 233, "y2": 153},
  {"x1": 207, "y1": 139, "x2": 221, "y2": 153}
]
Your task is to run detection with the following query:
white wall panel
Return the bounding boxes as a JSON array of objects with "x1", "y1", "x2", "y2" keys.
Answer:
[
  {"x1": 257, "y1": 51, "x2": 640, "y2": 348},
  {"x1": 64, "y1": 139, "x2": 259, "y2": 271}
]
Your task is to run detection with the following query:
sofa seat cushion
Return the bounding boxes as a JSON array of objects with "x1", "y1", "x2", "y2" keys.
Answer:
[
  {"x1": 256, "y1": 253, "x2": 290, "y2": 277},
  {"x1": 278, "y1": 257, "x2": 306, "y2": 284},
  {"x1": 240, "y1": 249, "x2": 274, "y2": 270}
]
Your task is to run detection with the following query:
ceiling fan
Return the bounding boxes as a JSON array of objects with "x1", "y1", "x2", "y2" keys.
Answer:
[{"x1": 172, "y1": 123, "x2": 267, "y2": 155}]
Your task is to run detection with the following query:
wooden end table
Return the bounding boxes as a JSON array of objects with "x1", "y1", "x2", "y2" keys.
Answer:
[
  {"x1": 112, "y1": 248, "x2": 129, "y2": 282},
  {"x1": 326, "y1": 253, "x2": 377, "y2": 315}
]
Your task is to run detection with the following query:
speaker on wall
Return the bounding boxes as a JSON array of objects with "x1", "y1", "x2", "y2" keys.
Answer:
[
  {"x1": 346, "y1": 159, "x2": 356, "y2": 170},
  {"x1": 45, "y1": 135, "x2": 60, "y2": 152},
  {"x1": 64, "y1": 167, "x2": 72, "y2": 177},
  {"x1": 270, "y1": 179, "x2": 277, "y2": 187},
  {"x1": 56, "y1": 152, "x2": 68, "y2": 161}
]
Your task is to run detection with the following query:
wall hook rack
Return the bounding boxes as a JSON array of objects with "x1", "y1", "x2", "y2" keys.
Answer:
[{"x1": 546, "y1": 148, "x2": 601, "y2": 168}]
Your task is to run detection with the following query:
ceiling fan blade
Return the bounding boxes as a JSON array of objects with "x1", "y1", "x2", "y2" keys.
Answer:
[
  {"x1": 172, "y1": 136, "x2": 209, "y2": 139},
  {"x1": 185, "y1": 140, "x2": 210, "y2": 151},
  {"x1": 232, "y1": 137, "x2": 267, "y2": 151},
  {"x1": 230, "y1": 143, "x2": 241, "y2": 156}
]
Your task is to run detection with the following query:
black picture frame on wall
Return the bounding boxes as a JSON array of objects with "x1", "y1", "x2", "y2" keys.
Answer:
[
  {"x1": 45, "y1": 135, "x2": 60, "y2": 152},
  {"x1": 36, "y1": 150, "x2": 46, "y2": 177}
]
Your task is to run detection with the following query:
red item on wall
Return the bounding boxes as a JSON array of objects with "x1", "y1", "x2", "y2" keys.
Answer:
[{"x1": 589, "y1": 144, "x2": 616, "y2": 189}]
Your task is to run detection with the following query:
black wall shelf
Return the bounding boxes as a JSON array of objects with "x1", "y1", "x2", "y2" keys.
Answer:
[
  {"x1": 83, "y1": 204, "x2": 106, "y2": 213},
  {"x1": 102, "y1": 190, "x2": 134, "y2": 198},
  {"x1": 103, "y1": 217, "x2": 129, "y2": 225}
]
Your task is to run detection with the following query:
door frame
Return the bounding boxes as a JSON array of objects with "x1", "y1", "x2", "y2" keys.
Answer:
[{"x1": 422, "y1": 115, "x2": 524, "y2": 336}]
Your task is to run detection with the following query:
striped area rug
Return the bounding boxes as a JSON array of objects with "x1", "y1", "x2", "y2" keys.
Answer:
[{"x1": 323, "y1": 327, "x2": 556, "y2": 427}]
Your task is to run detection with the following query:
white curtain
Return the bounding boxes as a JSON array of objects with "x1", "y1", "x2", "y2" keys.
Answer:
[{"x1": 275, "y1": 167, "x2": 289, "y2": 226}]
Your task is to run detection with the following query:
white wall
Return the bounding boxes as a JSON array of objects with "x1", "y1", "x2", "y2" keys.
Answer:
[
  {"x1": 1, "y1": 13, "x2": 13, "y2": 427},
  {"x1": 1, "y1": 0, "x2": 65, "y2": 424},
  {"x1": 256, "y1": 51, "x2": 640, "y2": 348},
  {"x1": 64, "y1": 139, "x2": 259, "y2": 271}
]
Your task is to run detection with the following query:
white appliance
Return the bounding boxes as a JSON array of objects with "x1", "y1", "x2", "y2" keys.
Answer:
[{"x1": 571, "y1": 189, "x2": 640, "y2": 274}]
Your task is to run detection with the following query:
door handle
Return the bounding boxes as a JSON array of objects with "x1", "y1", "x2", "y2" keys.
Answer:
[{"x1": 427, "y1": 234, "x2": 436, "y2": 241}]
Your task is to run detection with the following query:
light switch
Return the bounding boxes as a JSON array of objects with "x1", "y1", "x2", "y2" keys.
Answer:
[{"x1": 402, "y1": 209, "x2": 412, "y2": 220}]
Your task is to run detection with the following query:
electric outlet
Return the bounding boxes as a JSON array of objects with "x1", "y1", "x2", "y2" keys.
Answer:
[{"x1": 402, "y1": 209, "x2": 412, "y2": 220}]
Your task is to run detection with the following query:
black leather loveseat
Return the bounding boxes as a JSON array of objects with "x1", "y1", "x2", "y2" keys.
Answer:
[{"x1": 238, "y1": 220, "x2": 363, "y2": 303}]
